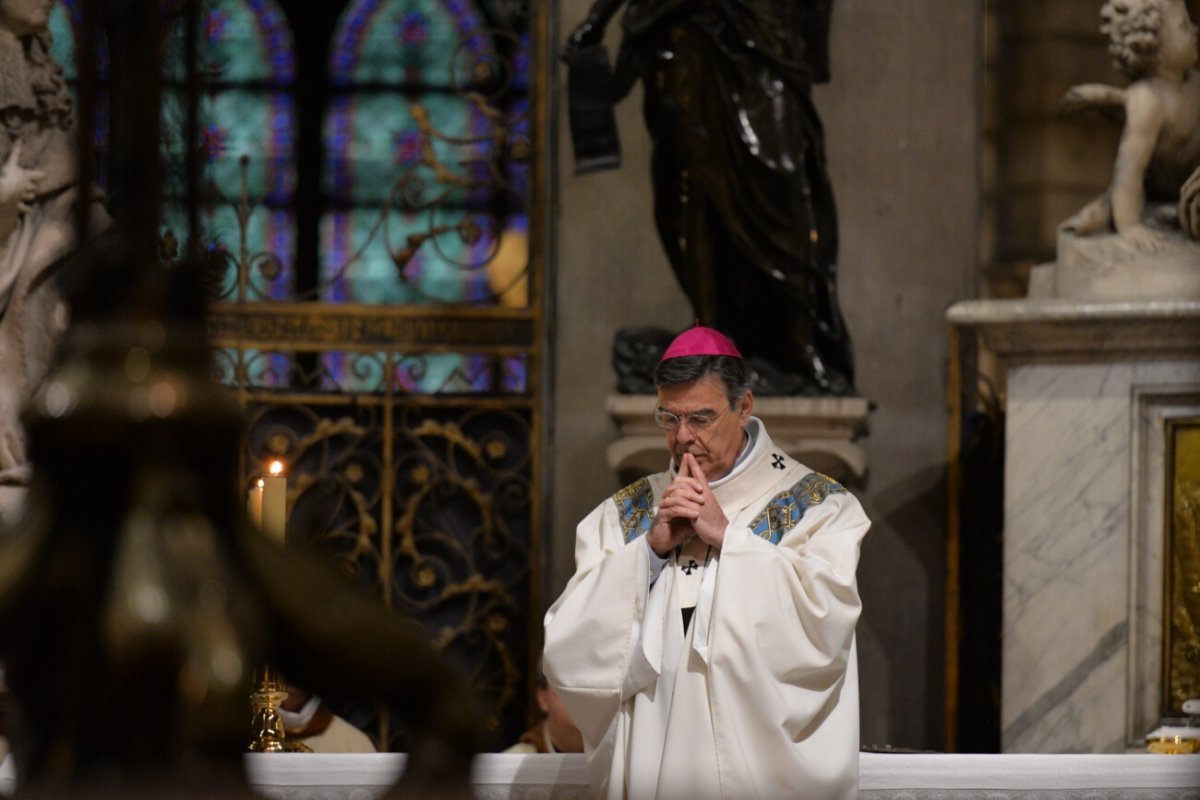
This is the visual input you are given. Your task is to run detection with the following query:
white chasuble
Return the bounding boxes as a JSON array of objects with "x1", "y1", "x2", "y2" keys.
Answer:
[{"x1": 545, "y1": 419, "x2": 869, "y2": 800}]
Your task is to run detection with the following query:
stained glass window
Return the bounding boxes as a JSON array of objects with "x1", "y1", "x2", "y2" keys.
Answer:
[
  {"x1": 320, "y1": 0, "x2": 531, "y2": 394},
  {"x1": 161, "y1": 0, "x2": 298, "y2": 302},
  {"x1": 52, "y1": 0, "x2": 530, "y2": 394},
  {"x1": 48, "y1": 0, "x2": 110, "y2": 183}
]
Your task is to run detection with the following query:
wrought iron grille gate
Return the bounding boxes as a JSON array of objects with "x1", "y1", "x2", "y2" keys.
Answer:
[{"x1": 208, "y1": 300, "x2": 541, "y2": 749}]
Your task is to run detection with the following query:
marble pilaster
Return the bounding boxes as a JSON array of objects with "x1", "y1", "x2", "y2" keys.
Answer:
[{"x1": 947, "y1": 299, "x2": 1200, "y2": 753}]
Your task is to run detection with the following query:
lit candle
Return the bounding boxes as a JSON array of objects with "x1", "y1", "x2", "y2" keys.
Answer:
[
  {"x1": 261, "y1": 460, "x2": 287, "y2": 544},
  {"x1": 247, "y1": 478, "x2": 263, "y2": 529}
]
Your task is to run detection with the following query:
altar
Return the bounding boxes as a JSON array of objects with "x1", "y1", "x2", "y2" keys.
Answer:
[
  {"x1": 245, "y1": 753, "x2": 1200, "y2": 798},
  {"x1": 3, "y1": 753, "x2": 1193, "y2": 799},
  {"x1": 240, "y1": 753, "x2": 1199, "y2": 798}
]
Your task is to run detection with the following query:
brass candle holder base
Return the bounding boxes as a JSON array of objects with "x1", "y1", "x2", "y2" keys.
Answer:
[
  {"x1": 248, "y1": 664, "x2": 312, "y2": 753},
  {"x1": 1146, "y1": 735, "x2": 1200, "y2": 755}
]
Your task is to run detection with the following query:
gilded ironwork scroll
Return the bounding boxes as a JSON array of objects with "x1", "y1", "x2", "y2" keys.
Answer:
[{"x1": 239, "y1": 393, "x2": 535, "y2": 747}]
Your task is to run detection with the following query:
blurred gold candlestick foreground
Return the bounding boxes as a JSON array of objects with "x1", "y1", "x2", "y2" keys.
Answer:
[{"x1": 248, "y1": 664, "x2": 311, "y2": 753}]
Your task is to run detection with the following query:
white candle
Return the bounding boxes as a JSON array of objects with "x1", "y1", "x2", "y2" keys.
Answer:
[
  {"x1": 261, "y1": 461, "x2": 287, "y2": 544},
  {"x1": 247, "y1": 479, "x2": 263, "y2": 529}
]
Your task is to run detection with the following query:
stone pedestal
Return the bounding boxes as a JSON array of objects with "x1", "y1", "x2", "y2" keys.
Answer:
[
  {"x1": 606, "y1": 394, "x2": 869, "y2": 487},
  {"x1": 1029, "y1": 230, "x2": 1200, "y2": 301},
  {"x1": 947, "y1": 298, "x2": 1200, "y2": 753}
]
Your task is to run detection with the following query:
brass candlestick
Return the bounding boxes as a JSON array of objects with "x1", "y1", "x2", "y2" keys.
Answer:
[{"x1": 248, "y1": 664, "x2": 311, "y2": 753}]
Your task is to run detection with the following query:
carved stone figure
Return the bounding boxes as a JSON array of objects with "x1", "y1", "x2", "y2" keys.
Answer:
[
  {"x1": 566, "y1": 0, "x2": 855, "y2": 395},
  {"x1": 0, "y1": 0, "x2": 110, "y2": 485},
  {"x1": 1060, "y1": 0, "x2": 1200, "y2": 248},
  {"x1": 1033, "y1": 0, "x2": 1200, "y2": 300}
]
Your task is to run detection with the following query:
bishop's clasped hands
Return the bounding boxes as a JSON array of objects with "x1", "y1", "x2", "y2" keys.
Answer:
[{"x1": 647, "y1": 452, "x2": 728, "y2": 557}]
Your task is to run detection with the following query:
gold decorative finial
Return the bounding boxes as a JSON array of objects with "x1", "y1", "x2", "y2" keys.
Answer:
[{"x1": 248, "y1": 664, "x2": 312, "y2": 753}]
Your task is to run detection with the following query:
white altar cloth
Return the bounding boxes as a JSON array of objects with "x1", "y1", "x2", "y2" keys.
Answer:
[{"x1": 1, "y1": 752, "x2": 1197, "y2": 798}]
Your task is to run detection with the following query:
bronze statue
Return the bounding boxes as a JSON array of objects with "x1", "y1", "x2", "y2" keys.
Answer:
[{"x1": 566, "y1": 0, "x2": 854, "y2": 395}]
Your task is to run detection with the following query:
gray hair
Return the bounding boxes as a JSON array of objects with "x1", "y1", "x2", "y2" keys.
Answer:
[
  {"x1": 653, "y1": 355, "x2": 750, "y2": 409},
  {"x1": 1101, "y1": 0, "x2": 1168, "y2": 79}
]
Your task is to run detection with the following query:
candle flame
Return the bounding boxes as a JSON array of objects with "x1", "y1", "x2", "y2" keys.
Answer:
[
  {"x1": 256, "y1": 478, "x2": 264, "y2": 489},
  {"x1": 269, "y1": 460, "x2": 284, "y2": 477}
]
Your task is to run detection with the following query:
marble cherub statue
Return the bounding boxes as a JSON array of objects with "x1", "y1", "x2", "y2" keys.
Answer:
[
  {"x1": 0, "y1": 0, "x2": 111, "y2": 485},
  {"x1": 1060, "y1": 0, "x2": 1200, "y2": 250}
]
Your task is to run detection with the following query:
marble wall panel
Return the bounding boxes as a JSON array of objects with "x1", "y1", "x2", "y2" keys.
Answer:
[{"x1": 1002, "y1": 360, "x2": 1200, "y2": 752}]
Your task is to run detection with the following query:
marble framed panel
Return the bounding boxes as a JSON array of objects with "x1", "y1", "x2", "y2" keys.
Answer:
[
  {"x1": 1130, "y1": 388, "x2": 1200, "y2": 744},
  {"x1": 1164, "y1": 416, "x2": 1200, "y2": 717}
]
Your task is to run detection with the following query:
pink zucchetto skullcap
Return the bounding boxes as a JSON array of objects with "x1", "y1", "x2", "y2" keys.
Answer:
[{"x1": 660, "y1": 325, "x2": 742, "y2": 361}]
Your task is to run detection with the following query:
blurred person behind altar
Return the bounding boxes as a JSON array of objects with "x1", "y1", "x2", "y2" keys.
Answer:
[
  {"x1": 279, "y1": 685, "x2": 376, "y2": 754},
  {"x1": 504, "y1": 656, "x2": 583, "y2": 754}
]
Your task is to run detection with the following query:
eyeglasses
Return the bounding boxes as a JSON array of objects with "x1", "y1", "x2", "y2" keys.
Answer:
[{"x1": 653, "y1": 404, "x2": 729, "y2": 432}]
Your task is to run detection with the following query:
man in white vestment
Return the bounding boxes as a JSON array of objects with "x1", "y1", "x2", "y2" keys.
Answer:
[{"x1": 544, "y1": 326, "x2": 869, "y2": 800}]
